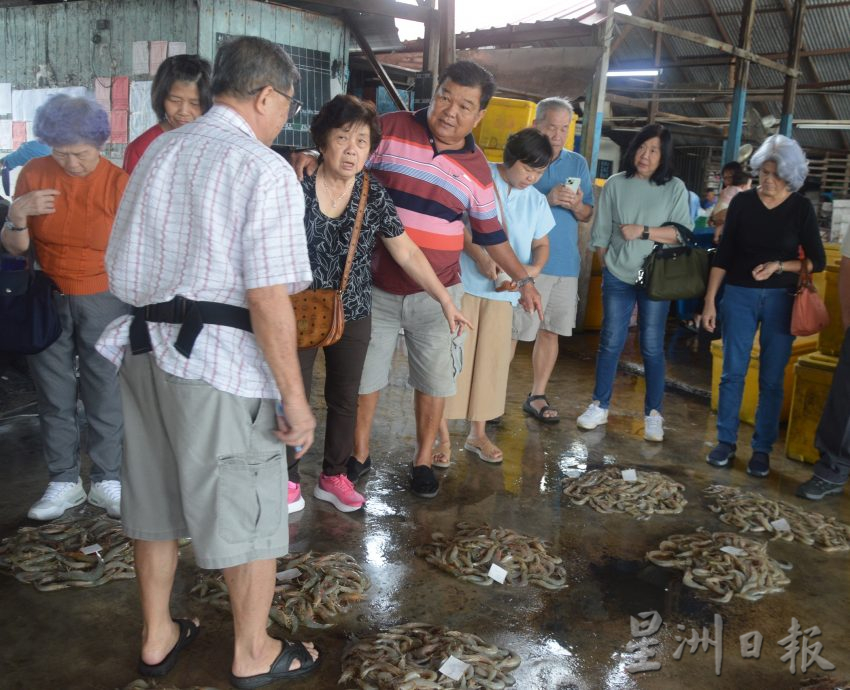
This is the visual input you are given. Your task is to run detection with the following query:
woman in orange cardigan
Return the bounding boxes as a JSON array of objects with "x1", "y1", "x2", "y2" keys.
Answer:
[{"x1": 1, "y1": 95, "x2": 129, "y2": 521}]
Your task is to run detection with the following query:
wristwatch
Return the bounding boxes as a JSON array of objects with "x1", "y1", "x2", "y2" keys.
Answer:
[
  {"x1": 516, "y1": 276, "x2": 535, "y2": 289},
  {"x1": 2, "y1": 219, "x2": 27, "y2": 233},
  {"x1": 776, "y1": 260, "x2": 784, "y2": 275},
  {"x1": 641, "y1": 225, "x2": 650, "y2": 240}
]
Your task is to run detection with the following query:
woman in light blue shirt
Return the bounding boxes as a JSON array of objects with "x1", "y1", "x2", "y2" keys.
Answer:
[{"x1": 435, "y1": 129, "x2": 555, "y2": 465}]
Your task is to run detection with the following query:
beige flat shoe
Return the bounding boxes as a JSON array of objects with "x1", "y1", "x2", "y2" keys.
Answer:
[
  {"x1": 464, "y1": 438, "x2": 503, "y2": 464},
  {"x1": 432, "y1": 441, "x2": 452, "y2": 469}
]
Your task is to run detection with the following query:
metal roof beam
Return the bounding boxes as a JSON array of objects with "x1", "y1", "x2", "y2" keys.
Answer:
[
  {"x1": 397, "y1": 19, "x2": 593, "y2": 51},
  {"x1": 611, "y1": 0, "x2": 654, "y2": 53},
  {"x1": 612, "y1": 45, "x2": 850, "y2": 69},
  {"x1": 289, "y1": 0, "x2": 429, "y2": 22},
  {"x1": 614, "y1": 12, "x2": 801, "y2": 77},
  {"x1": 663, "y1": 0, "x2": 850, "y2": 21},
  {"x1": 778, "y1": 0, "x2": 849, "y2": 150},
  {"x1": 345, "y1": 12, "x2": 409, "y2": 111}
]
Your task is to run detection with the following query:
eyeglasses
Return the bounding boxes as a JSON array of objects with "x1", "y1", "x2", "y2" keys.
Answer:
[{"x1": 249, "y1": 86, "x2": 303, "y2": 119}]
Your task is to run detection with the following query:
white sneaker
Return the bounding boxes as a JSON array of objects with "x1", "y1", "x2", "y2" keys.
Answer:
[
  {"x1": 577, "y1": 401, "x2": 608, "y2": 430},
  {"x1": 644, "y1": 410, "x2": 664, "y2": 442},
  {"x1": 27, "y1": 479, "x2": 87, "y2": 521},
  {"x1": 88, "y1": 480, "x2": 122, "y2": 518}
]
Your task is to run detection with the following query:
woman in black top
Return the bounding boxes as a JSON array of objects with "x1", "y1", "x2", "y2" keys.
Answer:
[
  {"x1": 702, "y1": 134, "x2": 825, "y2": 478},
  {"x1": 287, "y1": 95, "x2": 469, "y2": 514}
]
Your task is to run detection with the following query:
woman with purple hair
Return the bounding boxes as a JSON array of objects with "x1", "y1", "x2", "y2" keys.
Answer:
[{"x1": 1, "y1": 94, "x2": 129, "y2": 521}]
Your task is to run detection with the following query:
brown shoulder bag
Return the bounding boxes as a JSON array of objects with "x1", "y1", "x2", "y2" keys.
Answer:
[
  {"x1": 292, "y1": 171, "x2": 369, "y2": 350},
  {"x1": 790, "y1": 247, "x2": 829, "y2": 337}
]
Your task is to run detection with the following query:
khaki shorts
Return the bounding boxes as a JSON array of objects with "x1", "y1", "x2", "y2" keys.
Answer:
[
  {"x1": 444, "y1": 294, "x2": 513, "y2": 422},
  {"x1": 119, "y1": 353, "x2": 288, "y2": 570},
  {"x1": 513, "y1": 274, "x2": 578, "y2": 341},
  {"x1": 359, "y1": 284, "x2": 465, "y2": 397}
]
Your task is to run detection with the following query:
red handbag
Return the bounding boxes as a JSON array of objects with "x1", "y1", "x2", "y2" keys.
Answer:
[{"x1": 790, "y1": 249, "x2": 829, "y2": 336}]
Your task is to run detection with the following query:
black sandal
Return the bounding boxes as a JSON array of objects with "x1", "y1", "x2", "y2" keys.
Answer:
[
  {"x1": 138, "y1": 618, "x2": 200, "y2": 677},
  {"x1": 522, "y1": 394, "x2": 560, "y2": 424},
  {"x1": 229, "y1": 639, "x2": 320, "y2": 689}
]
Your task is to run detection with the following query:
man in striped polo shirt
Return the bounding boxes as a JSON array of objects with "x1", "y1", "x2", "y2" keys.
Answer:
[{"x1": 346, "y1": 61, "x2": 544, "y2": 499}]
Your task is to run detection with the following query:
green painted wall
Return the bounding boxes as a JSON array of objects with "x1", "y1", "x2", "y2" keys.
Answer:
[{"x1": 0, "y1": 0, "x2": 347, "y2": 156}]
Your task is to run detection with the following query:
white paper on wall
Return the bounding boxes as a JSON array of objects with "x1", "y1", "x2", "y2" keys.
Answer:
[
  {"x1": 167, "y1": 41, "x2": 187, "y2": 57},
  {"x1": 0, "y1": 83, "x2": 12, "y2": 116},
  {"x1": 0, "y1": 120, "x2": 13, "y2": 150},
  {"x1": 25, "y1": 121, "x2": 34, "y2": 141},
  {"x1": 149, "y1": 41, "x2": 168, "y2": 76},
  {"x1": 11, "y1": 86, "x2": 87, "y2": 122},
  {"x1": 129, "y1": 111, "x2": 158, "y2": 141},
  {"x1": 133, "y1": 41, "x2": 150, "y2": 75},
  {"x1": 130, "y1": 81, "x2": 153, "y2": 113}
]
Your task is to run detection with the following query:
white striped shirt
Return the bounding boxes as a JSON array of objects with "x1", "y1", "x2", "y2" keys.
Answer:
[{"x1": 97, "y1": 105, "x2": 311, "y2": 399}]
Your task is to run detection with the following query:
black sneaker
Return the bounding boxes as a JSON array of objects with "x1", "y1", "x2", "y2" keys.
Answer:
[
  {"x1": 346, "y1": 455, "x2": 372, "y2": 483},
  {"x1": 796, "y1": 475, "x2": 845, "y2": 501},
  {"x1": 746, "y1": 451, "x2": 770, "y2": 478},
  {"x1": 706, "y1": 442, "x2": 736, "y2": 467},
  {"x1": 410, "y1": 465, "x2": 439, "y2": 498}
]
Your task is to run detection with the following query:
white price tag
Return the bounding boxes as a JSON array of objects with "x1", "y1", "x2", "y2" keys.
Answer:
[
  {"x1": 487, "y1": 563, "x2": 508, "y2": 584},
  {"x1": 621, "y1": 469, "x2": 638, "y2": 482},
  {"x1": 276, "y1": 568, "x2": 301, "y2": 581},
  {"x1": 439, "y1": 655, "x2": 470, "y2": 681},
  {"x1": 770, "y1": 518, "x2": 791, "y2": 532},
  {"x1": 720, "y1": 546, "x2": 747, "y2": 557},
  {"x1": 81, "y1": 544, "x2": 102, "y2": 555}
]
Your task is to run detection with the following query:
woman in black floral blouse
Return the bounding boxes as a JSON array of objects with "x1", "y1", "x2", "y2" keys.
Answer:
[{"x1": 288, "y1": 95, "x2": 470, "y2": 515}]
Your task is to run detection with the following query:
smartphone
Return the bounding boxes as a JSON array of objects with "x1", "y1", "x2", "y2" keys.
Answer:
[{"x1": 564, "y1": 177, "x2": 581, "y2": 193}]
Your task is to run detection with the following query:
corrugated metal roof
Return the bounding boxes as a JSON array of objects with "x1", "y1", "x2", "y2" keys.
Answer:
[
  {"x1": 382, "y1": 0, "x2": 850, "y2": 151},
  {"x1": 606, "y1": 0, "x2": 850, "y2": 151}
]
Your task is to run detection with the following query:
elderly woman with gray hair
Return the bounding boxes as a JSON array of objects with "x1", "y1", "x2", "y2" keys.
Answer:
[
  {"x1": 1, "y1": 95, "x2": 128, "y2": 520},
  {"x1": 702, "y1": 134, "x2": 825, "y2": 478}
]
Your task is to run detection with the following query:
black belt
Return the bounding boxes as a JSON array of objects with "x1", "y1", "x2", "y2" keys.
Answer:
[{"x1": 130, "y1": 296, "x2": 253, "y2": 358}]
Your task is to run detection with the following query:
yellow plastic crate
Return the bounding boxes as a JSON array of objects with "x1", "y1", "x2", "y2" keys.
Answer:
[
  {"x1": 710, "y1": 333, "x2": 819, "y2": 425},
  {"x1": 473, "y1": 97, "x2": 537, "y2": 163},
  {"x1": 818, "y1": 264, "x2": 843, "y2": 356},
  {"x1": 473, "y1": 97, "x2": 578, "y2": 163},
  {"x1": 814, "y1": 242, "x2": 842, "y2": 295},
  {"x1": 583, "y1": 274, "x2": 603, "y2": 330},
  {"x1": 591, "y1": 250, "x2": 603, "y2": 276},
  {"x1": 786, "y1": 352, "x2": 838, "y2": 463}
]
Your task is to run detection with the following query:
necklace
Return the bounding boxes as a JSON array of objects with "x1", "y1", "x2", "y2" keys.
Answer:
[{"x1": 319, "y1": 169, "x2": 353, "y2": 209}]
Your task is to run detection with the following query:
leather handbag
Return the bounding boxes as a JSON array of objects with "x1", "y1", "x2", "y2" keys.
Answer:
[
  {"x1": 790, "y1": 249, "x2": 829, "y2": 336},
  {"x1": 292, "y1": 171, "x2": 369, "y2": 350},
  {"x1": 636, "y1": 221, "x2": 712, "y2": 301},
  {"x1": 0, "y1": 253, "x2": 62, "y2": 354}
]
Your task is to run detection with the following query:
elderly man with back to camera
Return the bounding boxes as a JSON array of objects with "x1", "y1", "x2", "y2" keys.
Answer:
[{"x1": 99, "y1": 36, "x2": 319, "y2": 688}]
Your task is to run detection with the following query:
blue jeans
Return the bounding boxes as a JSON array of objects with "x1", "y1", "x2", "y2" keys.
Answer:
[
  {"x1": 592, "y1": 268, "x2": 670, "y2": 415},
  {"x1": 717, "y1": 284, "x2": 795, "y2": 453}
]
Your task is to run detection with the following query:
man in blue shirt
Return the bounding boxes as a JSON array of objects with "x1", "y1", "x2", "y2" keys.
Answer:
[{"x1": 513, "y1": 98, "x2": 594, "y2": 422}]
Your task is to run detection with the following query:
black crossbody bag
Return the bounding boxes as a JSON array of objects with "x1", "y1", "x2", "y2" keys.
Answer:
[{"x1": 636, "y1": 221, "x2": 713, "y2": 301}]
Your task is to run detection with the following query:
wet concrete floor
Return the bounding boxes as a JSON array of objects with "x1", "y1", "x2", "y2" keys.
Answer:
[{"x1": 1, "y1": 327, "x2": 848, "y2": 690}]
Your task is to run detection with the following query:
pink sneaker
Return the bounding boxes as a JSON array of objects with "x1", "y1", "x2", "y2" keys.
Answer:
[
  {"x1": 288, "y1": 481, "x2": 305, "y2": 514},
  {"x1": 313, "y1": 473, "x2": 365, "y2": 512}
]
